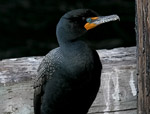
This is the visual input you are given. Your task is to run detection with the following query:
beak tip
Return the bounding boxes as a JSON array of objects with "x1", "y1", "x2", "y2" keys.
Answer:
[
  {"x1": 116, "y1": 15, "x2": 120, "y2": 21},
  {"x1": 113, "y1": 15, "x2": 120, "y2": 21}
]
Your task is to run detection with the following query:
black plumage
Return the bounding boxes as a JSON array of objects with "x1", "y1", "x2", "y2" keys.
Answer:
[{"x1": 34, "y1": 9, "x2": 119, "y2": 114}]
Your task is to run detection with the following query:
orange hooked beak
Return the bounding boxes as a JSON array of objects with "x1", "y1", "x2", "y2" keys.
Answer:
[{"x1": 84, "y1": 15, "x2": 120, "y2": 31}]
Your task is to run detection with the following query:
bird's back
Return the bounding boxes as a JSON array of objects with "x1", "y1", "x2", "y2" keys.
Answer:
[{"x1": 34, "y1": 47, "x2": 62, "y2": 114}]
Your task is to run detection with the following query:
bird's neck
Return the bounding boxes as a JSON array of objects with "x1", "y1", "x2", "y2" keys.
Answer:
[
  {"x1": 56, "y1": 27, "x2": 90, "y2": 56},
  {"x1": 58, "y1": 38, "x2": 91, "y2": 60},
  {"x1": 57, "y1": 30, "x2": 88, "y2": 51},
  {"x1": 56, "y1": 25, "x2": 87, "y2": 50},
  {"x1": 59, "y1": 39, "x2": 88, "y2": 53}
]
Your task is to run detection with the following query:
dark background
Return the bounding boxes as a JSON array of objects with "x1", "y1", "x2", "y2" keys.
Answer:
[{"x1": 0, "y1": 0, "x2": 135, "y2": 60}]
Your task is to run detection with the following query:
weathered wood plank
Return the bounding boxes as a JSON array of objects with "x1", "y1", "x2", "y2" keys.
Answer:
[
  {"x1": 0, "y1": 47, "x2": 137, "y2": 114},
  {"x1": 136, "y1": 0, "x2": 150, "y2": 113}
]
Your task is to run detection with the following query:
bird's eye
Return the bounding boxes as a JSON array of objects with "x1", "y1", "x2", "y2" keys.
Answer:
[{"x1": 86, "y1": 18, "x2": 92, "y2": 23}]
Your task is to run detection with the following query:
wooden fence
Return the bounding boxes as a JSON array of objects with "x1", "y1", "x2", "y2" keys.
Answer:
[{"x1": 0, "y1": 47, "x2": 137, "y2": 114}]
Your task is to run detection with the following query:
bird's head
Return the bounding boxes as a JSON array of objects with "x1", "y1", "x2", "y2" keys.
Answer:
[{"x1": 56, "y1": 9, "x2": 120, "y2": 44}]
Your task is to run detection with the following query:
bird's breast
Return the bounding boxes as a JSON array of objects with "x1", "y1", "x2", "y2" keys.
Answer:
[{"x1": 61, "y1": 51, "x2": 94, "y2": 79}]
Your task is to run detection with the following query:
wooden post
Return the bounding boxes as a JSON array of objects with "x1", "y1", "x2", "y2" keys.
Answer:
[{"x1": 136, "y1": 0, "x2": 150, "y2": 113}]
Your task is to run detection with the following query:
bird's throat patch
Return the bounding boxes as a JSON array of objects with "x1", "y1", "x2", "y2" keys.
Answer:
[{"x1": 84, "y1": 23, "x2": 97, "y2": 30}]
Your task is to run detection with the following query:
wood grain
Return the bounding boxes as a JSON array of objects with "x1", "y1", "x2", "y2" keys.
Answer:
[{"x1": 136, "y1": 0, "x2": 150, "y2": 113}]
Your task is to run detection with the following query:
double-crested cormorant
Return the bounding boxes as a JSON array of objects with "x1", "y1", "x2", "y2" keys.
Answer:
[{"x1": 34, "y1": 9, "x2": 119, "y2": 114}]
